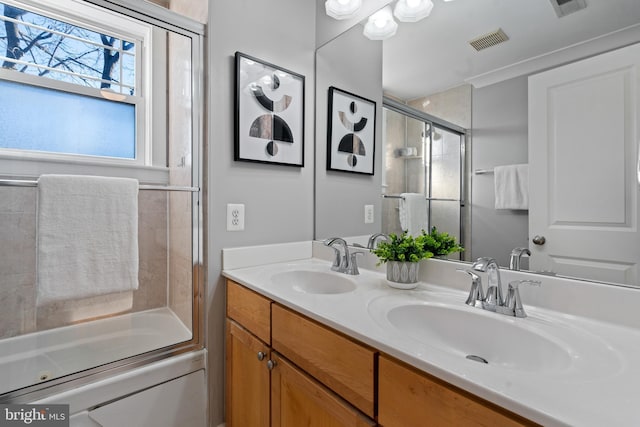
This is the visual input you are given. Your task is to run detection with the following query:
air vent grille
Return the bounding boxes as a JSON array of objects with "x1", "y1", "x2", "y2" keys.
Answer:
[
  {"x1": 548, "y1": 0, "x2": 586, "y2": 17},
  {"x1": 468, "y1": 29, "x2": 509, "y2": 52}
]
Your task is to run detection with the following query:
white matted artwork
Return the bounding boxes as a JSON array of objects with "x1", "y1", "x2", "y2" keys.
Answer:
[
  {"x1": 327, "y1": 86, "x2": 376, "y2": 175},
  {"x1": 234, "y1": 52, "x2": 305, "y2": 167}
]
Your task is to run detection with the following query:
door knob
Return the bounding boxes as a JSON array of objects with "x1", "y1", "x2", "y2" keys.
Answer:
[
  {"x1": 267, "y1": 359, "x2": 277, "y2": 370},
  {"x1": 532, "y1": 235, "x2": 546, "y2": 245},
  {"x1": 257, "y1": 351, "x2": 266, "y2": 361}
]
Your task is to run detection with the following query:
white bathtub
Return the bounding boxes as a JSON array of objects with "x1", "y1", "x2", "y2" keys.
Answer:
[
  {"x1": 34, "y1": 349, "x2": 207, "y2": 427},
  {"x1": 0, "y1": 307, "x2": 192, "y2": 396}
]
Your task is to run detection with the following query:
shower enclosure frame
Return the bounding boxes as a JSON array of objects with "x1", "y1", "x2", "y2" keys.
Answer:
[
  {"x1": 383, "y1": 97, "x2": 468, "y2": 258},
  {"x1": 0, "y1": 0, "x2": 206, "y2": 403}
]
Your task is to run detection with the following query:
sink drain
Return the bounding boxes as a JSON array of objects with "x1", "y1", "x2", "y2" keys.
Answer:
[{"x1": 466, "y1": 355, "x2": 489, "y2": 364}]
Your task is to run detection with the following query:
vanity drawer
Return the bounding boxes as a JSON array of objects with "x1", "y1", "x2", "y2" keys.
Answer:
[
  {"x1": 271, "y1": 304, "x2": 375, "y2": 418},
  {"x1": 226, "y1": 280, "x2": 271, "y2": 344},
  {"x1": 378, "y1": 355, "x2": 538, "y2": 427}
]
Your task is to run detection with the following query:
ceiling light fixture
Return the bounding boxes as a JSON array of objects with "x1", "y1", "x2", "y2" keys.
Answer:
[
  {"x1": 363, "y1": 6, "x2": 398, "y2": 40},
  {"x1": 325, "y1": 0, "x2": 362, "y2": 20},
  {"x1": 393, "y1": 0, "x2": 434, "y2": 22}
]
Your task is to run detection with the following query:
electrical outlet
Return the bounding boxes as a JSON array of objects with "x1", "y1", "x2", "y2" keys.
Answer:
[
  {"x1": 227, "y1": 203, "x2": 245, "y2": 231},
  {"x1": 364, "y1": 204, "x2": 374, "y2": 224}
]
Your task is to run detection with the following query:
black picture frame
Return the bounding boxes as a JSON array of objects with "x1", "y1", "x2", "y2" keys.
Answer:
[
  {"x1": 326, "y1": 86, "x2": 376, "y2": 175},
  {"x1": 234, "y1": 52, "x2": 305, "y2": 167}
]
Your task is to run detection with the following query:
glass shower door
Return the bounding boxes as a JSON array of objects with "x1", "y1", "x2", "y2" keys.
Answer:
[
  {"x1": 427, "y1": 124, "x2": 464, "y2": 258},
  {"x1": 382, "y1": 104, "x2": 466, "y2": 260}
]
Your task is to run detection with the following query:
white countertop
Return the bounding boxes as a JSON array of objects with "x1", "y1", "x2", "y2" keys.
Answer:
[{"x1": 222, "y1": 247, "x2": 640, "y2": 427}]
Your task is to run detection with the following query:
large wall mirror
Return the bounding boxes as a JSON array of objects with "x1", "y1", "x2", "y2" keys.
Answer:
[{"x1": 315, "y1": 0, "x2": 640, "y2": 287}]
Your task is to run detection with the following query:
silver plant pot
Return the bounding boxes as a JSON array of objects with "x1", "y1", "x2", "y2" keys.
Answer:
[{"x1": 386, "y1": 261, "x2": 420, "y2": 289}]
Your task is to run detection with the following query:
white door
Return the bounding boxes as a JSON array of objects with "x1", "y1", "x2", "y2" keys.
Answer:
[{"x1": 528, "y1": 42, "x2": 640, "y2": 285}]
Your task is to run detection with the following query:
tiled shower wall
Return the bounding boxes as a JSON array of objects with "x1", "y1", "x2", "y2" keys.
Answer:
[{"x1": 0, "y1": 188, "x2": 176, "y2": 339}]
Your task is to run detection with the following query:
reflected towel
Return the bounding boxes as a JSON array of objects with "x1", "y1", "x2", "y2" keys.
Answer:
[
  {"x1": 399, "y1": 193, "x2": 428, "y2": 236},
  {"x1": 494, "y1": 164, "x2": 528, "y2": 210},
  {"x1": 37, "y1": 175, "x2": 139, "y2": 305}
]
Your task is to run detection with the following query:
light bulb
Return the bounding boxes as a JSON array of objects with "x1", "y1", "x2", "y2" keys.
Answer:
[
  {"x1": 325, "y1": 0, "x2": 362, "y2": 20},
  {"x1": 394, "y1": 0, "x2": 433, "y2": 22},
  {"x1": 363, "y1": 6, "x2": 397, "y2": 40}
]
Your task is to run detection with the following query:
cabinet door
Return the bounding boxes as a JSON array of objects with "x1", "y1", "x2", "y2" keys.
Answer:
[
  {"x1": 378, "y1": 356, "x2": 536, "y2": 427},
  {"x1": 271, "y1": 353, "x2": 375, "y2": 427},
  {"x1": 226, "y1": 320, "x2": 270, "y2": 427},
  {"x1": 272, "y1": 304, "x2": 375, "y2": 417}
]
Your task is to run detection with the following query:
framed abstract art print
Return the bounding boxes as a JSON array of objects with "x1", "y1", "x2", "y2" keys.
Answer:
[
  {"x1": 326, "y1": 86, "x2": 376, "y2": 175},
  {"x1": 234, "y1": 52, "x2": 305, "y2": 167}
]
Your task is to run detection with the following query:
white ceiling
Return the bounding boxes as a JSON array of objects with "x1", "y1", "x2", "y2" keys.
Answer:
[{"x1": 382, "y1": 0, "x2": 640, "y2": 100}]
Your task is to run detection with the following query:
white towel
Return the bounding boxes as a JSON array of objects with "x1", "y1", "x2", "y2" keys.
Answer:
[
  {"x1": 494, "y1": 164, "x2": 529, "y2": 210},
  {"x1": 37, "y1": 175, "x2": 139, "y2": 305},
  {"x1": 399, "y1": 193, "x2": 428, "y2": 236}
]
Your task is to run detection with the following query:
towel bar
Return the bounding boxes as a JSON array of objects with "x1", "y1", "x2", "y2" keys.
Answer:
[
  {"x1": 474, "y1": 169, "x2": 494, "y2": 175},
  {"x1": 382, "y1": 194, "x2": 461, "y2": 202},
  {"x1": 0, "y1": 179, "x2": 200, "y2": 192}
]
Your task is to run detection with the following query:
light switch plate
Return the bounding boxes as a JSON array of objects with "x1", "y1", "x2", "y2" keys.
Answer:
[{"x1": 227, "y1": 204, "x2": 245, "y2": 231}]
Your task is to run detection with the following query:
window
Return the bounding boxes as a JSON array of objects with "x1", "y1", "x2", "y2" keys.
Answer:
[{"x1": 0, "y1": 0, "x2": 153, "y2": 164}]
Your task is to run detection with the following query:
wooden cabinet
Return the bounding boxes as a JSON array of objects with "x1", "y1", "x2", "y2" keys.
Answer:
[
  {"x1": 378, "y1": 355, "x2": 538, "y2": 427},
  {"x1": 226, "y1": 320, "x2": 270, "y2": 427},
  {"x1": 226, "y1": 279, "x2": 537, "y2": 427},
  {"x1": 226, "y1": 280, "x2": 375, "y2": 427},
  {"x1": 272, "y1": 354, "x2": 375, "y2": 427},
  {"x1": 272, "y1": 304, "x2": 375, "y2": 417}
]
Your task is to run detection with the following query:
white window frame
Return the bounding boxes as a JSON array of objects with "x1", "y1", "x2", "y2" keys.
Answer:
[{"x1": 0, "y1": 0, "x2": 162, "y2": 176}]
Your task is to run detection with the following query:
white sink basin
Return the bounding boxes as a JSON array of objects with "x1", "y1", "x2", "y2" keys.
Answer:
[
  {"x1": 368, "y1": 294, "x2": 621, "y2": 376},
  {"x1": 271, "y1": 270, "x2": 357, "y2": 295},
  {"x1": 386, "y1": 303, "x2": 571, "y2": 372}
]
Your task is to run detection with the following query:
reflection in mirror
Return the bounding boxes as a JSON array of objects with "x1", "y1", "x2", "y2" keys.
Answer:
[
  {"x1": 315, "y1": 0, "x2": 640, "y2": 286},
  {"x1": 381, "y1": 101, "x2": 468, "y2": 262},
  {"x1": 315, "y1": 24, "x2": 383, "y2": 241}
]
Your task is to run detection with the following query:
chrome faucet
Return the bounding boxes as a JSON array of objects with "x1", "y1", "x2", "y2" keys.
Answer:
[
  {"x1": 456, "y1": 269, "x2": 484, "y2": 308},
  {"x1": 463, "y1": 257, "x2": 541, "y2": 318},
  {"x1": 509, "y1": 247, "x2": 531, "y2": 271},
  {"x1": 504, "y1": 280, "x2": 541, "y2": 318},
  {"x1": 471, "y1": 257, "x2": 503, "y2": 311},
  {"x1": 324, "y1": 237, "x2": 363, "y2": 275},
  {"x1": 324, "y1": 237, "x2": 349, "y2": 272},
  {"x1": 367, "y1": 233, "x2": 390, "y2": 249}
]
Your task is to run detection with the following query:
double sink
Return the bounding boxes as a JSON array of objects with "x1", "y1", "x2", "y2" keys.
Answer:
[
  {"x1": 271, "y1": 267, "x2": 616, "y2": 376},
  {"x1": 225, "y1": 258, "x2": 633, "y2": 426}
]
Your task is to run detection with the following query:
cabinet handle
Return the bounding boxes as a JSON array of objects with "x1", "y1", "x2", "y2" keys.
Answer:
[
  {"x1": 257, "y1": 351, "x2": 266, "y2": 361},
  {"x1": 267, "y1": 359, "x2": 277, "y2": 370}
]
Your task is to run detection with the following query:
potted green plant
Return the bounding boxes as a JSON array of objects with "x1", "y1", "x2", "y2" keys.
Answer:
[{"x1": 371, "y1": 227, "x2": 463, "y2": 289}]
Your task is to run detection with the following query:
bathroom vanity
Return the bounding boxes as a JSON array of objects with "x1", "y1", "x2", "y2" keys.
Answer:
[
  {"x1": 222, "y1": 241, "x2": 640, "y2": 427},
  {"x1": 226, "y1": 279, "x2": 531, "y2": 426}
]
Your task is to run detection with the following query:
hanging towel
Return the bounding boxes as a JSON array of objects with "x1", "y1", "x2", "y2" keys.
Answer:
[
  {"x1": 399, "y1": 193, "x2": 428, "y2": 236},
  {"x1": 494, "y1": 164, "x2": 529, "y2": 210},
  {"x1": 37, "y1": 174, "x2": 139, "y2": 306}
]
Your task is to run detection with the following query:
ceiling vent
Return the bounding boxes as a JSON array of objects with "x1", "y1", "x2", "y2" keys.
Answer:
[
  {"x1": 468, "y1": 29, "x2": 509, "y2": 52},
  {"x1": 548, "y1": 0, "x2": 587, "y2": 18}
]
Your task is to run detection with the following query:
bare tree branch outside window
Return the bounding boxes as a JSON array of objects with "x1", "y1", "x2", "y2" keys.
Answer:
[{"x1": 0, "y1": 3, "x2": 136, "y2": 94}]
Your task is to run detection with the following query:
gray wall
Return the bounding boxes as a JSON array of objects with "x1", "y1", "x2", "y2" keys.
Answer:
[
  {"x1": 471, "y1": 75, "x2": 529, "y2": 267},
  {"x1": 315, "y1": 25, "x2": 383, "y2": 240},
  {"x1": 208, "y1": 1, "x2": 316, "y2": 424}
]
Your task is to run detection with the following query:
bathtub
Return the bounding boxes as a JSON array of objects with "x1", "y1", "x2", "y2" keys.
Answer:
[
  {"x1": 0, "y1": 308, "x2": 192, "y2": 396},
  {"x1": 34, "y1": 349, "x2": 207, "y2": 427}
]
